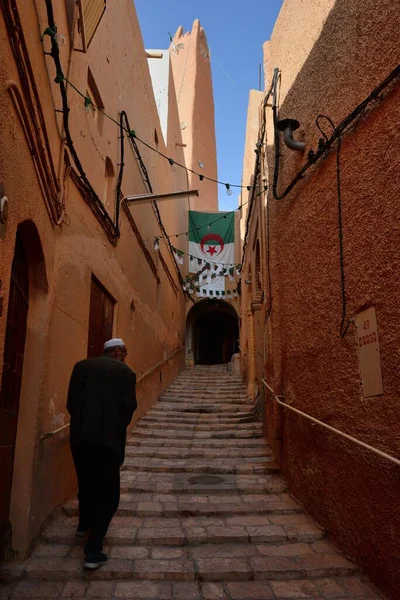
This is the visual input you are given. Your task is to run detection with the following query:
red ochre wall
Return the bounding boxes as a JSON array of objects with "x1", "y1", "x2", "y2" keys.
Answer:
[{"x1": 259, "y1": 0, "x2": 399, "y2": 597}]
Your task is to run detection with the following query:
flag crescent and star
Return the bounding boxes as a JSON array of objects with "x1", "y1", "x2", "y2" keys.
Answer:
[
  {"x1": 189, "y1": 210, "x2": 235, "y2": 266},
  {"x1": 188, "y1": 211, "x2": 236, "y2": 297}
]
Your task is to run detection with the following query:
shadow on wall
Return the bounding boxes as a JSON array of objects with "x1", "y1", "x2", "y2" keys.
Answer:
[{"x1": 186, "y1": 300, "x2": 239, "y2": 365}]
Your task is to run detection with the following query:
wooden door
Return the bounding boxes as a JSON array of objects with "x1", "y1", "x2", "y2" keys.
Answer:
[
  {"x1": 0, "y1": 235, "x2": 29, "y2": 558},
  {"x1": 87, "y1": 276, "x2": 114, "y2": 358}
]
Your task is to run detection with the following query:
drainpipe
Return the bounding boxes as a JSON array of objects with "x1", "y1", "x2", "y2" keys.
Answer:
[{"x1": 277, "y1": 119, "x2": 305, "y2": 152}]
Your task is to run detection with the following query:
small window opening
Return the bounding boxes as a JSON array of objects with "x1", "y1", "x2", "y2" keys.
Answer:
[
  {"x1": 87, "y1": 68, "x2": 104, "y2": 134},
  {"x1": 104, "y1": 157, "x2": 115, "y2": 210}
]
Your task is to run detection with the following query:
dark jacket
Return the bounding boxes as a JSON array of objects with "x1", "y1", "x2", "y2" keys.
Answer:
[{"x1": 67, "y1": 355, "x2": 137, "y2": 464}]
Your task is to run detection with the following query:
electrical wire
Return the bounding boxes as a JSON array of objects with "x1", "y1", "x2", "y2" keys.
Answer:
[
  {"x1": 270, "y1": 66, "x2": 399, "y2": 335},
  {"x1": 43, "y1": 6, "x2": 194, "y2": 299},
  {"x1": 241, "y1": 68, "x2": 279, "y2": 270},
  {"x1": 168, "y1": 198, "x2": 257, "y2": 240},
  {"x1": 44, "y1": 2, "x2": 118, "y2": 240},
  {"x1": 272, "y1": 63, "x2": 400, "y2": 200},
  {"x1": 46, "y1": 67, "x2": 261, "y2": 191},
  {"x1": 119, "y1": 112, "x2": 191, "y2": 293},
  {"x1": 42, "y1": 50, "x2": 264, "y2": 238}
]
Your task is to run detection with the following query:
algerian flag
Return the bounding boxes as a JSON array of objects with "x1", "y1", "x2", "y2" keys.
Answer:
[{"x1": 188, "y1": 210, "x2": 235, "y2": 269}]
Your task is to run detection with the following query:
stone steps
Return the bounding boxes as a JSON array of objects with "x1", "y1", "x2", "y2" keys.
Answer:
[
  {"x1": 135, "y1": 420, "x2": 262, "y2": 432},
  {"x1": 40, "y1": 514, "x2": 325, "y2": 549},
  {"x1": 160, "y1": 393, "x2": 247, "y2": 400},
  {"x1": 142, "y1": 412, "x2": 256, "y2": 423},
  {"x1": 0, "y1": 366, "x2": 382, "y2": 599},
  {"x1": 7, "y1": 551, "x2": 356, "y2": 584},
  {"x1": 118, "y1": 472, "x2": 287, "y2": 495},
  {"x1": 155, "y1": 401, "x2": 251, "y2": 411},
  {"x1": 126, "y1": 437, "x2": 267, "y2": 448},
  {"x1": 62, "y1": 493, "x2": 302, "y2": 518},
  {"x1": 130, "y1": 428, "x2": 264, "y2": 440},
  {"x1": 124, "y1": 446, "x2": 272, "y2": 459},
  {"x1": 123, "y1": 458, "x2": 279, "y2": 475}
]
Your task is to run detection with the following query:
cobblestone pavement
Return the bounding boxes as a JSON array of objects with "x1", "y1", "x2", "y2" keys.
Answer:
[{"x1": 0, "y1": 365, "x2": 384, "y2": 599}]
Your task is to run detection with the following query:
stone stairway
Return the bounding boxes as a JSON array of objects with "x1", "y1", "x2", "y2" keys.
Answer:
[{"x1": 0, "y1": 365, "x2": 383, "y2": 599}]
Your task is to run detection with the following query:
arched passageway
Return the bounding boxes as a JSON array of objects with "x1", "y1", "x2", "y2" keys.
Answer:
[{"x1": 186, "y1": 300, "x2": 239, "y2": 365}]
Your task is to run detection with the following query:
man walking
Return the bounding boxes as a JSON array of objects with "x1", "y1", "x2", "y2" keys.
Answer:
[{"x1": 67, "y1": 338, "x2": 137, "y2": 569}]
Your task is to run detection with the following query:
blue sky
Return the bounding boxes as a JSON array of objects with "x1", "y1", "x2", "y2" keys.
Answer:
[{"x1": 134, "y1": 0, "x2": 283, "y2": 211}]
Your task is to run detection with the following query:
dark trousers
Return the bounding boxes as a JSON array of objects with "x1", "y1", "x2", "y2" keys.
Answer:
[{"x1": 71, "y1": 442, "x2": 120, "y2": 554}]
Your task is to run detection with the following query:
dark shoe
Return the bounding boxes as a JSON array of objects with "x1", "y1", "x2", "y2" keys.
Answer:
[
  {"x1": 76, "y1": 527, "x2": 89, "y2": 537},
  {"x1": 76, "y1": 522, "x2": 90, "y2": 537},
  {"x1": 84, "y1": 551, "x2": 108, "y2": 570}
]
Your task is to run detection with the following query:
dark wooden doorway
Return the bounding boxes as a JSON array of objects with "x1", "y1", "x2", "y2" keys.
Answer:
[
  {"x1": 0, "y1": 234, "x2": 29, "y2": 558},
  {"x1": 87, "y1": 276, "x2": 115, "y2": 358}
]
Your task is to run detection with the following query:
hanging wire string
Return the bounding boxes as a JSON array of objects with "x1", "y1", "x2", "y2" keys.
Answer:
[
  {"x1": 169, "y1": 185, "x2": 267, "y2": 240},
  {"x1": 210, "y1": 49, "x2": 247, "y2": 99},
  {"x1": 42, "y1": 19, "x2": 197, "y2": 298},
  {"x1": 49, "y1": 70, "x2": 261, "y2": 191},
  {"x1": 240, "y1": 68, "x2": 279, "y2": 270},
  {"x1": 272, "y1": 63, "x2": 400, "y2": 200}
]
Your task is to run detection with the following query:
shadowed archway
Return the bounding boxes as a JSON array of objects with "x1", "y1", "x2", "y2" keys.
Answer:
[{"x1": 186, "y1": 300, "x2": 239, "y2": 365}]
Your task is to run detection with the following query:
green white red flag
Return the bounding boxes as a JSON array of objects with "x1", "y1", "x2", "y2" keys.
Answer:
[{"x1": 188, "y1": 210, "x2": 235, "y2": 271}]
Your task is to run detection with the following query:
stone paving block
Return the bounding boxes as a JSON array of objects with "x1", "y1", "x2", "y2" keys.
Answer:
[
  {"x1": 86, "y1": 581, "x2": 116, "y2": 597},
  {"x1": 137, "y1": 527, "x2": 185, "y2": 545},
  {"x1": 196, "y1": 558, "x2": 252, "y2": 581},
  {"x1": 226, "y1": 580, "x2": 275, "y2": 599},
  {"x1": 26, "y1": 558, "x2": 83, "y2": 580},
  {"x1": 114, "y1": 581, "x2": 172, "y2": 599},
  {"x1": 61, "y1": 581, "x2": 89, "y2": 597},
  {"x1": 12, "y1": 581, "x2": 64, "y2": 598},
  {"x1": 311, "y1": 541, "x2": 340, "y2": 554},
  {"x1": 269, "y1": 514, "x2": 316, "y2": 525},
  {"x1": 314, "y1": 577, "x2": 348, "y2": 597},
  {"x1": 105, "y1": 528, "x2": 138, "y2": 544},
  {"x1": 182, "y1": 517, "x2": 225, "y2": 527},
  {"x1": 89, "y1": 559, "x2": 133, "y2": 580},
  {"x1": 270, "y1": 579, "x2": 321, "y2": 598},
  {"x1": 335, "y1": 576, "x2": 381, "y2": 597},
  {"x1": 0, "y1": 561, "x2": 28, "y2": 583},
  {"x1": 250, "y1": 556, "x2": 305, "y2": 579},
  {"x1": 32, "y1": 544, "x2": 71, "y2": 558},
  {"x1": 183, "y1": 527, "x2": 209, "y2": 544},
  {"x1": 133, "y1": 560, "x2": 195, "y2": 581},
  {"x1": 151, "y1": 547, "x2": 188, "y2": 560},
  {"x1": 69, "y1": 545, "x2": 108, "y2": 558},
  {"x1": 171, "y1": 581, "x2": 201, "y2": 599},
  {"x1": 206, "y1": 525, "x2": 248, "y2": 543},
  {"x1": 256, "y1": 543, "x2": 314, "y2": 557},
  {"x1": 282, "y1": 523, "x2": 324, "y2": 542},
  {"x1": 190, "y1": 542, "x2": 257, "y2": 558},
  {"x1": 296, "y1": 555, "x2": 356, "y2": 578},
  {"x1": 200, "y1": 583, "x2": 227, "y2": 600},
  {"x1": 110, "y1": 546, "x2": 149, "y2": 559},
  {"x1": 246, "y1": 524, "x2": 286, "y2": 543},
  {"x1": 226, "y1": 515, "x2": 273, "y2": 526}
]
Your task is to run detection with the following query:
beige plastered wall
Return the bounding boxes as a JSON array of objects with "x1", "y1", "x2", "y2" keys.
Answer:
[{"x1": 0, "y1": 0, "x2": 217, "y2": 557}]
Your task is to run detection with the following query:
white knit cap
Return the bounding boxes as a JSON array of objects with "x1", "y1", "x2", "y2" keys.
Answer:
[{"x1": 104, "y1": 338, "x2": 126, "y2": 350}]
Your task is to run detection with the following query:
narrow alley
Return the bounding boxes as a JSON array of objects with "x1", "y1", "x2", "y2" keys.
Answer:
[
  {"x1": 0, "y1": 0, "x2": 399, "y2": 598},
  {"x1": 1, "y1": 366, "x2": 382, "y2": 599}
]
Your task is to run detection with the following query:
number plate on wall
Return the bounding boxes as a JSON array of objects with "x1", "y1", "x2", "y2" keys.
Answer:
[{"x1": 355, "y1": 306, "x2": 383, "y2": 397}]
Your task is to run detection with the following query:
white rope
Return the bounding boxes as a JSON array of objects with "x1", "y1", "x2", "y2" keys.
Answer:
[{"x1": 261, "y1": 379, "x2": 400, "y2": 467}]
